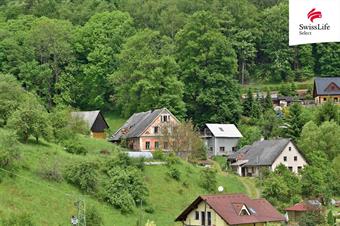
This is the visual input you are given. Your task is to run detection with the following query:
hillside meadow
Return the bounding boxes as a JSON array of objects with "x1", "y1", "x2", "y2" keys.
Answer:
[{"x1": 0, "y1": 128, "x2": 248, "y2": 226}]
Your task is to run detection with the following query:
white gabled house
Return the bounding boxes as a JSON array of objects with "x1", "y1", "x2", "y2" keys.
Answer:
[
  {"x1": 201, "y1": 124, "x2": 243, "y2": 157},
  {"x1": 228, "y1": 139, "x2": 308, "y2": 177}
]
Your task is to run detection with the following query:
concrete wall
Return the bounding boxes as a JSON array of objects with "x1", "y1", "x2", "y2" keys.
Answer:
[{"x1": 271, "y1": 141, "x2": 307, "y2": 173}]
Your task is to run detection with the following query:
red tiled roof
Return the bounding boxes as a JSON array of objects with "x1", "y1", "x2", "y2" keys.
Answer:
[
  {"x1": 285, "y1": 203, "x2": 308, "y2": 212},
  {"x1": 175, "y1": 194, "x2": 285, "y2": 225},
  {"x1": 285, "y1": 201, "x2": 322, "y2": 212}
]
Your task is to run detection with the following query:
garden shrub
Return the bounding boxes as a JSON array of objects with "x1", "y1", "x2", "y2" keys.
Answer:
[
  {"x1": 0, "y1": 130, "x2": 20, "y2": 169},
  {"x1": 64, "y1": 161, "x2": 98, "y2": 193},
  {"x1": 38, "y1": 159, "x2": 63, "y2": 182},
  {"x1": 102, "y1": 166, "x2": 148, "y2": 213},
  {"x1": 103, "y1": 152, "x2": 145, "y2": 172},
  {"x1": 200, "y1": 168, "x2": 217, "y2": 192},
  {"x1": 167, "y1": 166, "x2": 181, "y2": 181},
  {"x1": 63, "y1": 139, "x2": 87, "y2": 155},
  {"x1": 152, "y1": 150, "x2": 165, "y2": 160},
  {"x1": 144, "y1": 206, "x2": 155, "y2": 214},
  {"x1": 86, "y1": 205, "x2": 103, "y2": 226},
  {"x1": 166, "y1": 153, "x2": 180, "y2": 165}
]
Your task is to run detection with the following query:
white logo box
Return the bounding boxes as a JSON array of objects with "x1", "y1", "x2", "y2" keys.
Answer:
[{"x1": 289, "y1": 0, "x2": 340, "y2": 45}]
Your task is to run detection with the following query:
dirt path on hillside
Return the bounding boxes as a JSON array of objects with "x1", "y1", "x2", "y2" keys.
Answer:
[{"x1": 238, "y1": 177, "x2": 261, "y2": 198}]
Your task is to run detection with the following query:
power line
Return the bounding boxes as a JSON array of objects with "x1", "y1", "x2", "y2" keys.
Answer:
[
  {"x1": 0, "y1": 167, "x2": 73, "y2": 197},
  {"x1": 0, "y1": 167, "x2": 89, "y2": 225}
]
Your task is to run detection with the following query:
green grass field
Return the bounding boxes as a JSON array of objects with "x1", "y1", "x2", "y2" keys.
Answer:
[
  {"x1": 103, "y1": 112, "x2": 127, "y2": 133},
  {"x1": 0, "y1": 128, "x2": 249, "y2": 226},
  {"x1": 241, "y1": 78, "x2": 314, "y2": 93}
]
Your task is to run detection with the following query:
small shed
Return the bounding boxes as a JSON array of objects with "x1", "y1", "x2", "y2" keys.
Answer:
[
  {"x1": 285, "y1": 200, "x2": 323, "y2": 223},
  {"x1": 71, "y1": 110, "x2": 109, "y2": 139}
]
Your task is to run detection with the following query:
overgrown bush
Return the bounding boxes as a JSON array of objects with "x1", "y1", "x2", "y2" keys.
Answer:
[
  {"x1": 6, "y1": 94, "x2": 52, "y2": 143},
  {"x1": 103, "y1": 152, "x2": 144, "y2": 172},
  {"x1": 69, "y1": 115, "x2": 90, "y2": 135},
  {"x1": 152, "y1": 150, "x2": 165, "y2": 160},
  {"x1": 0, "y1": 130, "x2": 20, "y2": 169},
  {"x1": 102, "y1": 166, "x2": 148, "y2": 213},
  {"x1": 0, "y1": 74, "x2": 27, "y2": 127},
  {"x1": 298, "y1": 211, "x2": 325, "y2": 226},
  {"x1": 38, "y1": 159, "x2": 63, "y2": 182},
  {"x1": 64, "y1": 161, "x2": 98, "y2": 193},
  {"x1": 63, "y1": 139, "x2": 87, "y2": 155},
  {"x1": 200, "y1": 168, "x2": 217, "y2": 192},
  {"x1": 167, "y1": 166, "x2": 181, "y2": 181},
  {"x1": 86, "y1": 205, "x2": 103, "y2": 226},
  {"x1": 166, "y1": 153, "x2": 181, "y2": 165},
  {"x1": 144, "y1": 206, "x2": 155, "y2": 214},
  {"x1": 1, "y1": 213, "x2": 34, "y2": 226}
]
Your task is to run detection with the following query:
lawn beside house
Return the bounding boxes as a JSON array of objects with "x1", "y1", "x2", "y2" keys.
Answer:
[
  {"x1": 103, "y1": 111, "x2": 127, "y2": 134},
  {"x1": 0, "y1": 128, "x2": 247, "y2": 226}
]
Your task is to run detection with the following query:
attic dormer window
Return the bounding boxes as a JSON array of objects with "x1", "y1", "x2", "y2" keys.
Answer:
[
  {"x1": 239, "y1": 205, "x2": 251, "y2": 216},
  {"x1": 219, "y1": 127, "x2": 224, "y2": 132},
  {"x1": 161, "y1": 115, "x2": 170, "y2": 122}
]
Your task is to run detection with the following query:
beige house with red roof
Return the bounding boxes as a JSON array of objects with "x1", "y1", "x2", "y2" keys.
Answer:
[{"x1": 175, "y1": 194, "x2": 285, "y2": 226}]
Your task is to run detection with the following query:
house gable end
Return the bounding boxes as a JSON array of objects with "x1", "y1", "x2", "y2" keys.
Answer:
[
  {"x1": 90, "y1": 112, "x2": 109, "y2": 132},
  {"x1": 139, "y1": 108, "x2": 180, "y2": 137},
  {"x1": 325, "y1": 82, "x2": 340, "y2": 92}
]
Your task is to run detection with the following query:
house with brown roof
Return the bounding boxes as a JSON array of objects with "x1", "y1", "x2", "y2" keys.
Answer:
[
  {"x1": 313, "y1": 77, "x2": 340, "y2": 104},
  {"x1": 228, "y1": 139, "x2": 307, "y2": 177},
  {"x1": 175, "y1": 194, "x2": 285, "y2": 226},
  {"x1": 109, "y1": 108, "x2": 180, "y2": 151},
  {"x1": 71, "y1": 110, "x2": 109, "y2": 139},
  {"x1": 285, "y1": 200, "x2": 323, "y2": 223}
]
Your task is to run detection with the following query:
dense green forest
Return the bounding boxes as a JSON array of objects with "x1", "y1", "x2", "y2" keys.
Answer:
[
  {"x1": 0, "y1": 1, "x2": 340, "y2": 225},
  {"x1": 1, "y1": 0, "x2": 340, "y2": 125}
]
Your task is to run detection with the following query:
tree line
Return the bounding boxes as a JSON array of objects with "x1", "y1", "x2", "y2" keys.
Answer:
[{"x1": 1, "y1": 0, "x2": 340, "y2": 125}]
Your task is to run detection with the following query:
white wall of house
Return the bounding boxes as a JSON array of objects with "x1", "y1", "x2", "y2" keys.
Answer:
[
  {"x1": 205, "y1": 137, "x2": 239, "y2": 156},
  {"x1": 214, "y1": 138, "x2": 239, "y2": 156},
  {"x1": 271, "y1": 141, "x2": 307, "y2": 174}
]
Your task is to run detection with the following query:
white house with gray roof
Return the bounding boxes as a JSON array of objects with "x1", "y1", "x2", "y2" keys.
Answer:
[
  {"x1": 229, "y1": 139, "x2": 307, "y2": 177},
  {"x1": 201, "y1": 124, "x2": 243, "y2": 157}
]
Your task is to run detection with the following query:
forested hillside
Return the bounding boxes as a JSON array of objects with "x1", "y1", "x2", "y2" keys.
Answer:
[
  {"x1": 0, "y1": 1, "x2": 340, "y2": 225},
  {"x1": 1, "y1": 0, "x2": 340, "y2": 125}
]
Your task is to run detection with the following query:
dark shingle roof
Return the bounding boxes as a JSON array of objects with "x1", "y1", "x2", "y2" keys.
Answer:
[
  {"x1": 229, "y1": 139, "x2": 291, "y2": 166},
  {"x1": 175, "y1": 194, "x2": 285, "y2": 225},
  {"x1": 109, "y1": 108, "x2": 169, "y2": 141},
  {"x1": 314, "y1": 77, "x2": 340, "y2": 96}
]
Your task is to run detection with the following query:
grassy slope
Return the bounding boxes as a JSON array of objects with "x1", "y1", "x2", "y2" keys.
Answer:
[
  {"x1": 103, "y1": 112, "x2": 127, "y2": 133},
  {"x1": 0, "y1": 128, "x2": 247, "y2": 226},
  {"x1": 241, "y1": 78, "x2": 314, "y2": 93}
]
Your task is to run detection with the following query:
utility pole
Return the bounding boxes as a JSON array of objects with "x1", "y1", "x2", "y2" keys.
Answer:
[{"x1": 74, "y1": 198, "x2": 86, "y2": 226}]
